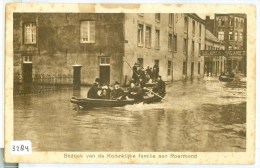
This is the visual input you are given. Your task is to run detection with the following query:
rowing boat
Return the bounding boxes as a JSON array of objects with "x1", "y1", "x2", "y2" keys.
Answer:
[
  {"x1": 70, "y1": 92, "x2": 166, "y2": 109},
  {"x1": 219, "y1": 74, "x2": 235, "y2": 82}
]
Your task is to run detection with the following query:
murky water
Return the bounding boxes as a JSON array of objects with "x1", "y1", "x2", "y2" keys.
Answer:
[{"x1": 14, "y1": 77, "x2": 246, "y2": 152}]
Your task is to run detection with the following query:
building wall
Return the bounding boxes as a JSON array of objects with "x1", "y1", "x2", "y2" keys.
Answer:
[
  {"x1": 13, "y1": 13, "x2": 125, "y2": 85},
  {"x1": 214, "y1": 13, "x2": 246, "y2": 74},
  {"x1": 123, "y1": 13, "x2": 174, "y2": 82},
  {"x1": 183, "y1": 14, "x2": 205, "y2": 79},
  {"x1": 204, "y1": 40, "x2": 225, "y2": 75}
]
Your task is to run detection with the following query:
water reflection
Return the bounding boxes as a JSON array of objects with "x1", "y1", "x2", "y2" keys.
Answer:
[{"x1": 14, "y1": 77, "x2": 246, "y2": 152}]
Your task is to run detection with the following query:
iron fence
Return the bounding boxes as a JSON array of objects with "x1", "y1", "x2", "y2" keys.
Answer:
[{"x1": 14, "y1": 73, "x2": 73, "y2": 97}]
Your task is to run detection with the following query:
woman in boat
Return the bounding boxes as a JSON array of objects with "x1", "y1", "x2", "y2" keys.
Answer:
[
  {"x1": 110, "y1": 81, "x2": 124, "y2": 100},
  {"x1": 100, "y1": 84, "x2": 111, "y2": 99}
]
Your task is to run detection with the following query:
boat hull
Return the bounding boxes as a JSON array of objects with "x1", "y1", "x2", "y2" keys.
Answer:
[
  {"x1": 219, "y1": 75, "x2": 234, "y2": 82},
  {"x1": 70, "y1": 92, "x2": 166, "y2": 109}
]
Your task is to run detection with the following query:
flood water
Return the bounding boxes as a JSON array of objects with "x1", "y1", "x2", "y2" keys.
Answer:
[{"x1": 14, "y1": 77, "x2": 246, "y2": 152}]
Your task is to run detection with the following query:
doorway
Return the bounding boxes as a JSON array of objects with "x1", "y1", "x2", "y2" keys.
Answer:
[
  {"x1": 22, "y1": 63, "x2": 32, "y2": 93},
  {"x1": 99, "y1": 57, "x2": 110, "y2": 84}
]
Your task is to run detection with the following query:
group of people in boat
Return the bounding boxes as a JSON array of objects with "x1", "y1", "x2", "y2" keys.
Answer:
[
  {"x1": 87, "y1": 73, "x2": 165, "y2": 101},
  {"x1": 132, "y1": 62, "x2": 160, "y2": 85}
]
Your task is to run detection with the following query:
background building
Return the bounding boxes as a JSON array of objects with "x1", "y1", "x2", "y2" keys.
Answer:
[
  {"x1": 206, "y1": 13, "x2": 247, "y2": 75},
  {"x1": 13, "y1": 13, "x2": 206, "y2": 87},
  {"x1": 204, "y1": 29, "x2": 225, "y2": 76}
]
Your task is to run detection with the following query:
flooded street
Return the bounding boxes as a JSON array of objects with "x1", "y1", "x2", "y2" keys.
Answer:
[{"x1": 14, "y1": 77, "x2": 246, "y2": 152}]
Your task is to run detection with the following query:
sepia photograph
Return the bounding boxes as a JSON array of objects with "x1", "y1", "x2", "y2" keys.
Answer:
[{"x1": 4, "y1": 3, "x2": 256, "y2": 164}]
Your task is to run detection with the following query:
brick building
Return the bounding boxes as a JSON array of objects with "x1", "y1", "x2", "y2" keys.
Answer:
[
  {"x1": 13, "y1": 13, "x2": 206, "y2": 86},
  {"x1": 205, "y1": 13, "x2": 247, "y2": 75}
]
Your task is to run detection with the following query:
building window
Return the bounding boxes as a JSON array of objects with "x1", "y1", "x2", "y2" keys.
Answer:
[
  {"x1": 167, "y1": 60, "x2": 172, "y2": 76},
  {"x1": 229, "y1": 32, "x2": 233, "y2": 41},
  {"x1": 80, "y1": 21, "x2": 95, "y2": 43},
  {"x1": 221, "y1": 19, "x2": 225, "y2": 26},
  {"x1": 24, "y1": 23, "x2": 36, "y2": 44},
  {"x1": 235, "y1": 18, "x2": 239, "y2": 27},
  {"x1": 173, "y1": 34, "x2": 177, "y2": 52},
  {"x1": 198, "y1": 43, "x2": 201, "y2": 56},
  {"x1": 137, "y1": 24, "x2": 144, "y2": 46},
  {"x1": 239, "y1": 32, "x2": 243, "y2": 41},
  {"x1": 23, "y1": 56, "x2": 32, "y2": 63},
  {"x1": 218, "y1": 31, "x2": 224, "y2": 41},
  {"x1": 155, "y1": 29, "x2": 160, "y2": 49},
  {"x1": 192, "y1": 20, "x2": 195, "y2": 35},
  {"x1": 183, "y1": 61, "x2": 186, "y2": 75},
  {"x1": 229, "y1": 18, "x2": 234, "y2": 26},
  {"x1": 155, "y1": 13, "x2": 160, "y2": 22},
  {"x1": 168, "y1": 33, "x2": 173, "y2": 51},
  {"x1": 183, "y1": 38, "x2": 187, "y2": 54},
  {"x1": 191, "y1": 41, "x2": 194, "y2": 55},
  {"x1": 145, "y1": 26, "x2": 152, "y2": 48},
  {"x1": 234, "y1": 32, "x2": 238, "y2": 41},
  {"x1": 198, "y1": 62, "x2": 200, "y2": 74},
  {"x1": 218, "y1": 19, "x2": 221, "y2": 26},
  {"x1": 228, "y1": 46, "x2": 232, "y2": 50},
  {"x1": 184, "y1": 16, "x2": 188, "y2": 32},
  {"x1": 169, "y1": 14, "x2": 174, "y2": 27},
  {"x1": 241, "y1": 19, "x2": 244, "y2": 28},
  {"x1": 100, "y1": 57, "x2": 110, "y2": 65},
  {"x1": 137, "y1": 58, "x2": 143, "y2": 67},
  {"x1": 199, "y1": 24, "x2": 202, "y2": 37}
]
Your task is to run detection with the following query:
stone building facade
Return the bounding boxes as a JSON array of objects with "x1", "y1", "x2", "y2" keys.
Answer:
[{"x1": 13, "y1": 13, "x2": 206, "y2": 86}]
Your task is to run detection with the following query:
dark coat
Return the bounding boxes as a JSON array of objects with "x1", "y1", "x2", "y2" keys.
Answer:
[
  {"x1": 132, "y1": 65, "x2": 139, "y2": 82},
  {"x1": 87, "y1": 83, "x2": 100, "y2": 99},
  {"x1": 110, "y1": 88, "x2": 124, "y2": 100},
  {"x1": 153, "y1": 79, "x2": 165, "y2": 94},
  {"x1": 153, "y1": 64, "x2": 159, "y2": 78},
  {"x1": 128, "y1": 86, "x2": 143, "y2": 101}
]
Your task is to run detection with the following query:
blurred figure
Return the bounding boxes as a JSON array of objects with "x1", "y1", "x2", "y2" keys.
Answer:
[
  {"x1": 110, "y1": 81, "x2": 124, "y2": 100},
  {"x1": 87, "y1": 78, "x2": 101, "y2": 99}
]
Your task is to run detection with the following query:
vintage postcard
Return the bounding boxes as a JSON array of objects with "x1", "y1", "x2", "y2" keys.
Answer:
[{"x1": 5, "y1": 3, "x2": 255, "y2": 164}]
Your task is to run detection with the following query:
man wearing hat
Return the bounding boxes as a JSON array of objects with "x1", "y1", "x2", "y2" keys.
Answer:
[
  {"x1": 110, "y1": 81, "x2": 124, "y2": 100},
  {"x1": 87, "y1": 78, "x2": 101, "y2": 99},
  {"x1": 152, "y1": 75, "x2": 166, "y2": 94},
  {"x1": 132, "y1": 63, "x2": 139, "y2": 83},
  {"x1": 127, "y1": 80, "x2": 143, "y2": 101}
]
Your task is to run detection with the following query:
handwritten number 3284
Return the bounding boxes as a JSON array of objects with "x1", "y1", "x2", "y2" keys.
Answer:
[{"x1": 12, "y1": 145, "x2": 29, "y2": 152}]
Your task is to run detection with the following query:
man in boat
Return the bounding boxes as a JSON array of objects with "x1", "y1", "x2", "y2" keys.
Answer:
[
  {"x1": 153, "y1": 62, "x2": 159, "y2": 81},
  {"x1": 87, "y1": 78, "x2": 102, "y2": 99},
  {"x1": 127, "y1": 80, "x2": 143, "y2": 101},
  {"x1": 110, "y1": 81, "x2": 124, "y2": 100},
  {"x1": 152, "y1": 75, "x2": 166, "y2": 95},
  {"x1": 132, "y1": 63, "x2": 139, "y2": 83}
]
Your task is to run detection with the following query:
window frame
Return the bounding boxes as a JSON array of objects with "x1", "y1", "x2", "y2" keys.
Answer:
[
  {"x1": 167, "y1": 60, "x2": 172, "y2": 76},
  {"x1": 137, "y1": 23, "x2": 144, "y2": 47},
  {"x1": 145, "y1": 25, "x2": 152, "y2": 49},
  {"x1": 168, "y1": 32, "x2": 173, "y2": 51},
  {"x1": 80, "y1": 20, "x2": 95, "y2": 43},
  {"x1": 23, "y1": 22, "x2": 37, "y2": 45},
  {"x1": 155, "y1": 28, "x2": 160, "y2": 49},
  {"x1": 155, "y1": 13, "x2": 160, "y2": 22}
]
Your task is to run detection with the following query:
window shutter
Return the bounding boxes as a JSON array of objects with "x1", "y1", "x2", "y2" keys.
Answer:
[{"x1": 90, "y1": 21, "x2": 95, "y2": 43}]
